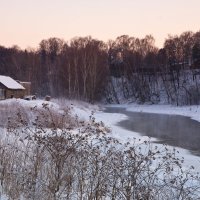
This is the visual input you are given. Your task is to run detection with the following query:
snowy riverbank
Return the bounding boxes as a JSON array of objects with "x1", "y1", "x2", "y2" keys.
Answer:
[
  {"x1": 0, "y1": 99, "x2": 200, "y2": 171},
  {"x1": 1, "y1": 99, "x2": 200, "y2": 199},
  {"x1": 105, "y1": 103, "x2": 200, "y2": 122}
]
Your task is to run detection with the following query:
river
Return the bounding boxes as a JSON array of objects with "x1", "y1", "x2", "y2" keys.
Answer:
[{"x1": 105, "y1": 107, "x2": 200, "y2": 156}]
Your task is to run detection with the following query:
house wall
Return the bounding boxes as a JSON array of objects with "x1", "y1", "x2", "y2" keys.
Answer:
[{"x1": 5, "y1": 89, "x2": 25, "y2": 99}]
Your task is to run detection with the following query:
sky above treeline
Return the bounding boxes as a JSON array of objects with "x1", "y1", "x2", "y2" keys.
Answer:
[{"x1": 0, "y1": 0, "x2": 200, "y2": 49}]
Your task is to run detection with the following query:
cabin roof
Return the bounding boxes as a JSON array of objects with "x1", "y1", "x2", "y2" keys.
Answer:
[{"x1": 0, "y1": 75, "x2": 25, "y2": 90}]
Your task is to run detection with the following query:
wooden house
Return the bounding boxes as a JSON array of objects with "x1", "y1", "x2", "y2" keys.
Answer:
[{"x1": 0, "y1": 75, "x2": 27, "y2": 100}]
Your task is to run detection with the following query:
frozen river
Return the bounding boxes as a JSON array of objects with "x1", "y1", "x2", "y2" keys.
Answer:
[{"x1": 105, "y1": 107, "x2": 200, "y2": 156}]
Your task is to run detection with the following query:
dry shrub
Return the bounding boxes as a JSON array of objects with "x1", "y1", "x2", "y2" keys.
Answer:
[
  {"x1": 0, "y1": 104, "x2": 200, "y2": 200},
  {"x1": 0, "y1": 101, "x2": 29, "y2": 128},
  {"x1": 29, "y1": 103, "x2": 77, "y2": 129},
  {"x1": 52, "y1": 98, "x2": 100, "y2": 113},
  {"x1": 3, "y1": 101, "x2": 77, "y2": 130}
]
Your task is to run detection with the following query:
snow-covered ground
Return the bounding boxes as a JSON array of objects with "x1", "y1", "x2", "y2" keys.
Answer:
[
  {"x1": 1, "y1": 99, "x2": 200, "y2": 172},
  {"x1": 1, "y1": 99, "x2": 200, "y2": 199}
]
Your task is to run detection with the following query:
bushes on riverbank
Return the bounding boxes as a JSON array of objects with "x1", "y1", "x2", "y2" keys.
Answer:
[{"x1": 0, "y1": 103, "x2": 200, "y2": 199}]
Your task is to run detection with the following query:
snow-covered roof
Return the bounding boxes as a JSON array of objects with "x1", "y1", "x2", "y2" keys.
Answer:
[{"x1": 0, "y1": 75, "x2": 25, "y2": 90}]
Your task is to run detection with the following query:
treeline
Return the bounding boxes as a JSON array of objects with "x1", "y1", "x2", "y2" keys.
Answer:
[
  {"x1": 0, "y1": 37, "x2": 108, "y2": 102},
  {"x1": 1, "y1": 31, "x2": 200, "y2": 103},
  {"x1": 107, "y1": 31, "x2": 200, "y2": 105}
]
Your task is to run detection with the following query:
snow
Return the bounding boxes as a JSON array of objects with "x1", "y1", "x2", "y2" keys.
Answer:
[
  {"x1": 1, "y1": 98, "x2": 200, "y2": 172},
  {"x1": 0, "y1": 75, "x2": 25, "y2": 90},
  {"x1": 52, "y1": 98, "x2": 99, "y2": 120},
  {"x1": 1, "y1": 98, "x2": 200, "y2": 198}
]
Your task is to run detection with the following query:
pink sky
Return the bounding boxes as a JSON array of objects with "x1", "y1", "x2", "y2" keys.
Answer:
[{"x1": 0, "y1": 0, "x2": 200, "y2": 49}]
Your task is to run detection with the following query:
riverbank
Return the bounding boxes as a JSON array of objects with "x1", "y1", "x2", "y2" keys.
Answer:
[
  {"x1": 0, "y1": 99, "x2": 200, "y2": 171},
  {"x1": 105, "y1": 103, "x2": 200, "y2": 122}
]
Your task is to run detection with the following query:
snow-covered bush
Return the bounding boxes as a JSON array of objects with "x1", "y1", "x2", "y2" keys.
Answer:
[
  {"x1": 0, "y1": 101, "x2": 28, "y2": 128},
  {"x1": 0, "y1": 104, "x2": 200, "y2": 199}
]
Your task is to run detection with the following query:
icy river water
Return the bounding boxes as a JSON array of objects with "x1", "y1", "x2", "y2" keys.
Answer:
[{"x1": 105, "y1": 107, "x2": 200, "y2": 156}]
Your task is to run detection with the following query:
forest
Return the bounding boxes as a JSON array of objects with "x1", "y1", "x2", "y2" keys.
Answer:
[{"x1": 1, "y1": 30, "x2": 200, "y2": 105}]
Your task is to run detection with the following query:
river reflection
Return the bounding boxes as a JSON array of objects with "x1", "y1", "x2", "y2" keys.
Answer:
[{"x1": 105, "y1": 107, "x2": 200, "y2": 156}]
